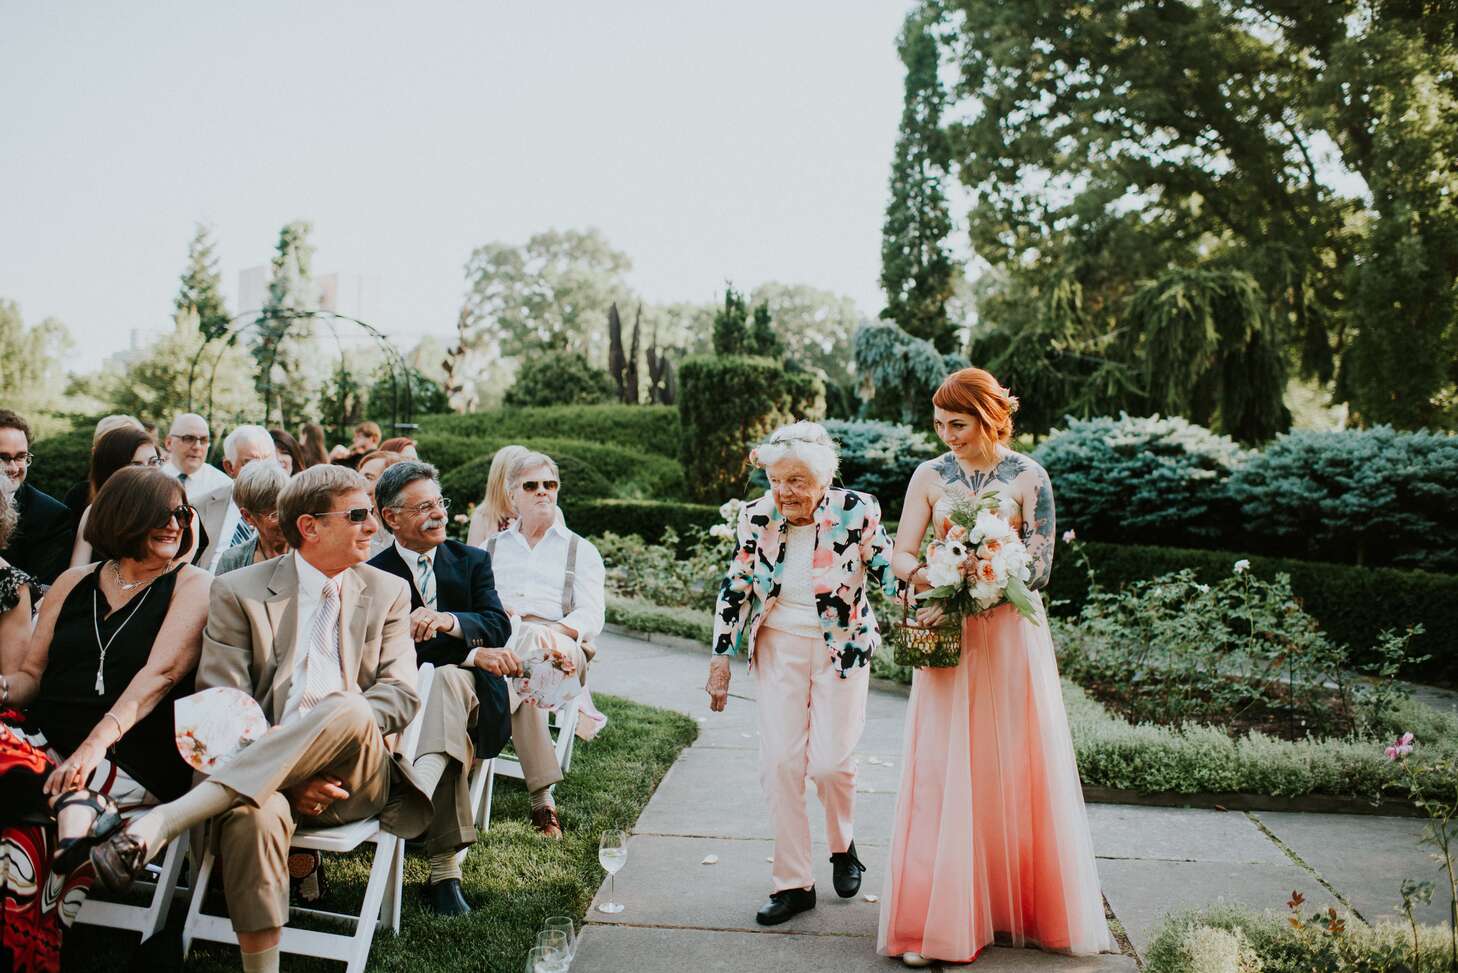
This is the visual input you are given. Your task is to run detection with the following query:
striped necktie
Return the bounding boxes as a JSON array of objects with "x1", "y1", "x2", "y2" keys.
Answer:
[
  {"x1": 297, "y1": 578, "x2": 342, "y2": 714},
  {"x1": 229, "y1": 516, "x2": 255, "y2": 548},
  {"x1": 416, "y1": 554, "x2": 436, "y2": 610}
]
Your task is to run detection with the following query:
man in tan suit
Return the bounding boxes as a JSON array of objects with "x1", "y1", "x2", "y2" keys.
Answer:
[{"x1": 91, "y1": 464, "x2": 436, "y2": 973}]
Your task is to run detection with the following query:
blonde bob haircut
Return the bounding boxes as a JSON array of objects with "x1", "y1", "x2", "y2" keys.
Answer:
[{"x1": 751, "y1": 421, "x2": 839, "y2": 488}]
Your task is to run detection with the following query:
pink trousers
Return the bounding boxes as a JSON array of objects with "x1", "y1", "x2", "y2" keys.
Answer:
[{"x1": 752, "y1": 625, "x2": 870, "y2": 892}]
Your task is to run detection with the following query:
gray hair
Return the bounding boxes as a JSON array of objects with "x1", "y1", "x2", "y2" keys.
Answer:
[
  {"x1": 376, "y1": 460, "x2": 441, "y2": 513},
  {"x1": 507, "y1": 452, "x2": 560, "y2": 493},
  {"x1": 223, "y1": 424, "x2": 273, "y2": 463},
  {"x1": 753, "y1": 420, "x2": 839, "y2": 488},
  {"x1": 0, "y1": 475, "x2": 17, "y2": 550},
  {"x1": 232, "y1": 458, "x2": 289, "y2": 513},
  {"x1": 276, "y1": 463, "x2": 367, "y2": 548}
]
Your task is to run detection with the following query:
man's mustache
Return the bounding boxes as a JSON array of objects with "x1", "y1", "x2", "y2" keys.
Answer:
[{"x1": 424, "y1": 517, "x2": 447, "y2": 531}]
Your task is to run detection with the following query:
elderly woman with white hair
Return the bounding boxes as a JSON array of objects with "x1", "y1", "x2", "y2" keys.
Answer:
[{"x1": 706, "y1": 421, "x2": 899, "y2": 927}]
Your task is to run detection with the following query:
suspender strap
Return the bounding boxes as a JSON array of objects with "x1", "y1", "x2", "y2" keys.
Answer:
[
  {"x1": 562, "y1": 533, "x2": 579, "y2": 617},
  {"x1": 486, "y1": 531, "x2": 578, "y2": 617}
]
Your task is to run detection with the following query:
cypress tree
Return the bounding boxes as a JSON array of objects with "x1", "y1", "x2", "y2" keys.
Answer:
[
  {"x1": 879, "y1": 4, "x2": 956, "y2": 353},
  {"x1": 175, "y1": 224, "x2": 231, "y2": 342}
]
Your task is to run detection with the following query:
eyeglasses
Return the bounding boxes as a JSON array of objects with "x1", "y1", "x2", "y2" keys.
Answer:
[
  {"x1": 310, "y1": 506, "x2": 376, "y2": 524},
  {"x1": 519, "y1": 480, "x2": 559, "y2": 492},
  {"x1": 131, "y1": 456, "x2": 165, "y2": 468},
  {"x1": 246, "y1": 509, "x2": 280, "y2": 524},
  {"x1": 390, "y1": 496, "x2": 451, "y2": 517},
  {"x1": 155, "y1": 505, "x2": 191, "y2": 529},
  {"x1": 172, "y1": 434, "x2": 210, "y2": 447},
  {"x1": 0, "y1": 452, "x2": 32, "y2": 467}
]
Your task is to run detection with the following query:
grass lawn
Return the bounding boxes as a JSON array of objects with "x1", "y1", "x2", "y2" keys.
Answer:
[{"x1": 62, "y1": 694, "x2": 697, "y2": 973}]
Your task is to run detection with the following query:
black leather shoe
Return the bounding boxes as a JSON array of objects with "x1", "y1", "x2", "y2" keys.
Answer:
[
  {"x1": 426, "y1": 878, "x2": 471, "y2": 916},
  {"x1": 830, "y1": 841, "x2": 865, "y2": 898},
  {"x1": 755, "y1": 886, "x2": 816, "y2": 926}
]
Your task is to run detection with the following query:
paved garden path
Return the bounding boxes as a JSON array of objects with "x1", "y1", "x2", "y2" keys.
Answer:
[{"x1": 572, "y1": 631, "x2": 1454, "y2": 971}]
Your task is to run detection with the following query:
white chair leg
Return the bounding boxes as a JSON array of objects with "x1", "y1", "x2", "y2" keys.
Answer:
[
  {"x1": 140, "y1": 832, "x2": 189, "y2": 941},
  {"x1": 383, "y1": 837, "x2": 403, "y2": 934},
  {"x1": 346, "y1": 836, "x2": 396, "y2": 973},
  {"x1": 181, "y1": 844, "x2": 218, "y2": 957}
]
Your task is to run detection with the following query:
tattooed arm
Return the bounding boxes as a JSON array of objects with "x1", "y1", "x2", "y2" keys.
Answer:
[{"x1": 1021, "y1": 463, "x2": 1056, "y2": 590}]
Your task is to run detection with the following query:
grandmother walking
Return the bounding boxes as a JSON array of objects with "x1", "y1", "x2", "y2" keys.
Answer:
[{"x1": 705, "y1": 421, "x2": 899, "y2": 926}]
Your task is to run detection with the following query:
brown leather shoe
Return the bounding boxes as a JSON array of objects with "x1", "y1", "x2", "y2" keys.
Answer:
[{"x1": 530, "y1": 806, "x2": 563, "y2": 839}]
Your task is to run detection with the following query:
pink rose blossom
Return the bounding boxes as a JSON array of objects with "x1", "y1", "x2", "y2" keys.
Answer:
[
  {"x1": 1062, "y1": 529, "x2": 1076, "y2": 544},
  {"x1": 1384, "y1": 731, "x2": 1416, "y2": 760}
]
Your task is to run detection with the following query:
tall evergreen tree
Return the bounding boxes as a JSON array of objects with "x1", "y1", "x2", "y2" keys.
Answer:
[
  {"x1": 174, "y1": 224, "x2": 231, "y2": 342},
  {"x1": 255, "y1": 220, "x2": 317, "y2": 425},
  {"x1": 879, "y1": 3, "x2": 957, "y2": 353}
]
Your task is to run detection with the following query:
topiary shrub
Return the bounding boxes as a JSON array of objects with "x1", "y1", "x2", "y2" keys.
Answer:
[
  {"x1": 417, "y1": 405, "x2": 681, "y2": 459},
  {"x1": 1228, "y1": 426, "x2": 1458, "y2": 571},
  {"x1": 1033, "y1": 414, "x2": 1248, "y2": 548},
  {"x1": 412, "y1": 433, "x2": 481, "y2": 476},
  {"x1": 504, "y1": 351, "x2": 616, "y2": 407},
  {"x1": 824, "y1": 418, "x2": 940, "y2": 518},
  {"x1": 565, "y1": 498, "x2": 720, "y2": 547},
  {"x1": 678, "y1": 355, "x2": 793, "y2": 503},
  {"x1": 28, "y1": 424, "x2": 94, "y2": 500}
]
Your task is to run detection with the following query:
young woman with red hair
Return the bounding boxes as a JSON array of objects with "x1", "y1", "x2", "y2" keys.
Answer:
[{"x1": 877, "y1": 367, "x2": 1110, "y2": 967}]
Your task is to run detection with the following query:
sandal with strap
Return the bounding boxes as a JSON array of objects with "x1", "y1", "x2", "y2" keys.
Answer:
[{"x1": 50, "y1": 788, "x2": 122, "y2": 876}]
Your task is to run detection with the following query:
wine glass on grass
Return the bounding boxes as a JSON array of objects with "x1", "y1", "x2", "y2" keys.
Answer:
[{"x1": 598, "y1": 829, "x2": 627, "y2": 914}]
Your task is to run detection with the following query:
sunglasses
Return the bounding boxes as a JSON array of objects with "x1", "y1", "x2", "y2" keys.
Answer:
[
  {"x1": 520, "y1": 480, "x2": 559, "y2": 492},
  {"x1": 155, "y1": 505, "x2": 191, "y2": 529},
  {"x1": 311, "y1": 506, "x2": 376, "y2": 524}
]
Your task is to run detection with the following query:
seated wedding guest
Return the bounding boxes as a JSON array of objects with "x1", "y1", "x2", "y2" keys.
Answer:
[
  {"x1": 483, "y1": 451, "x2": 604, "y2": 838},
  {"x1": 358, "y1": 450, "x2": 404, "y2": 556},
  {"x1": 298, "y1": 423, "x2": 329, "y2": 470},
  {"x1": 467, "y1": 444, "x2": 527, "y2": 547},
  {"x1": 90, "y1": 465, "x2": 443, "y2": 973},
  {"x1": 269, "y1": 428, "x2": 305, "y2": 476},
  {"x1": 70, "y1": 426, "x2": 164, "y2": 567},
  {"x1": 195, "y1": 425, "x2": 278, "y2": 572},
  {"x1": 329, "y1": 420, "x2": 381, "y2": 469},
  {"x1": 378, "y1": 436, "x2": 418, "y2": 460},
  {"x1": 60, "y1": 414, "x2": 146, "y2": 529},
  {"x1": 0, "y1": 409, "x2": 75, "y2": 586},
  {"x1": 216, "y1": 461, "x2": 291, "y2": 575},
  {"x1": 369, "y1": 461, "x2": 512, "y2": 915},
  {"x1": 0, "y1": 468, "x2": 208, "y2": 956},
  {"x1": 0, "y1": 477, "x2": 38, "y2": 673},
  {"x1": 160, "y1": 413, "x2": 230, "y2": 500}
]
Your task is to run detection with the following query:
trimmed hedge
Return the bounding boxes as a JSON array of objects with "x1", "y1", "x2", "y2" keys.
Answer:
[
  {"x1": 426, "y1": 435, "x2": 685, "y2": 502},
  {"x1": 1048, "y1": 540, "x2": 1458, "y2": 683},
  {"x1": 678, "y1": 354, "x2": 796, "y2": 502},
  {"x1": 440, "y1": 454, "x2": 613, "y2": 512},
  {"x1": 605, "y1": 595, "x2": 713, "y2": 644},
  {"x1": 28, "y1": 425, "x2": 94, "y2": 501},
  {"x1": 566, "y1": 498, "x2": 720, "y2": 547},
  {"x1": 416, "y1": 406, "x2": 681, "y2": 458}
]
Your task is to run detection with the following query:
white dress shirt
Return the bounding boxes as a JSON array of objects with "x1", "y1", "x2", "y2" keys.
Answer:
[
  {"x1": 280, "y1": 552, "x2": 346, "y2": 724},
  {"x1": 488, "y1": 515, "x2": 605, "y2": 642},
  {"x1": 208, "y1": 500, "x2": 246, "y2": 572},
  {"x1": 393, "y1": 538, "x2": 461, "y2": 638},
  {"x1": 162, "y1": 460, "x2": 230, "y2": 502}
]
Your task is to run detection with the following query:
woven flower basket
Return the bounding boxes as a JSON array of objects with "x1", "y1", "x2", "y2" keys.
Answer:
[{"x1": 886, "y1": 588, "x2": 961, "y2": 669}]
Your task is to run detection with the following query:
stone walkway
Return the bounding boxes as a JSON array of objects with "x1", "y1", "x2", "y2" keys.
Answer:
[{"x1": 571, "y1": 631, "x2": 1454, "y2": 971}]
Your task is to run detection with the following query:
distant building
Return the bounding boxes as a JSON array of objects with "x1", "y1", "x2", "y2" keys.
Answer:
[{"x1": 102, "y1": 326, "x2": 168, "y2": 371}]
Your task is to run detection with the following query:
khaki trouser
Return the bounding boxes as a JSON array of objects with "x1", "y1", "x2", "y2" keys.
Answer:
[
  {"x1": 506, "y1": 631, "x2": 589, "y2": 793},
  {"x1": 414, "y1": 665, "x2": 481, "y2": 855},
  {"x1": 210, "y1": 694, "x2": 395, "y2": 932}
]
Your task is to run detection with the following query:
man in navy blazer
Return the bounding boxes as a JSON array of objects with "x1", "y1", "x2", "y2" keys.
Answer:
[{"x1": 369, "y1": 461, "x2": 516, "y2": 916}]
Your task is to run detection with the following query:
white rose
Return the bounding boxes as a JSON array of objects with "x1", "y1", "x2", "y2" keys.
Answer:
[
  {"x1": 1233, "y1": 559, "x2": 1251, "y2": 575},
  {"x1": 709, "y1": 524, "x2": 735, "y2": 542},
  {"x1": 974, "y1": 510, "x2": 1013, "y2": 542}
]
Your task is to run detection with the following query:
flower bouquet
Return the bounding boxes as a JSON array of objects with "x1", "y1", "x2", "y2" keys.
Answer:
[
  {"x1": 510, "y1": 623, "x2": 585, "y2": 712},
  {"x1": 919, "y1": 491, "x2": 1040, "y2": 626}
]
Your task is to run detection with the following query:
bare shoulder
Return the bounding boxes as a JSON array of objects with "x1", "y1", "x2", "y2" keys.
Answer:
[
  {"x1": 172, "y1": 563, "x2": 213, "y2": 593},
  {"x1": 46, "y1": 564, "x2": 97, "y2": 602}
]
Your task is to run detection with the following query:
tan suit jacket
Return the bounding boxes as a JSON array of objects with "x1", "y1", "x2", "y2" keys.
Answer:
[
  {"x1": 197, "y1": 552, "x2": 431, "y2": 836},
  {"x1": 194, "y1": 481, "x2": 233, "y2": 571}
]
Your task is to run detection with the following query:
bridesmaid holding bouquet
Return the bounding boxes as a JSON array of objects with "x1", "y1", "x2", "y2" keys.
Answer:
[{"x1": 877, "y1": 367, "x2": 1111, "y2": 967}]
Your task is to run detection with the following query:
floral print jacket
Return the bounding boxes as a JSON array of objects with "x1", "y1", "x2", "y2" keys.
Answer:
[{"x1": 712, "y1": 488, "x2": 899, "y2": 676}]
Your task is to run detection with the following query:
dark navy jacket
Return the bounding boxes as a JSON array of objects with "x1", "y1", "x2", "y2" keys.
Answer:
[{"x1": 369, "y1": 539, "x2": 513, "y2": 758}]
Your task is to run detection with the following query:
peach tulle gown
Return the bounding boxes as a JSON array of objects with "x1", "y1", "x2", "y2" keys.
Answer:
[{"x1": 877, "y1": 503, "x2": 1111, "y2": 963}]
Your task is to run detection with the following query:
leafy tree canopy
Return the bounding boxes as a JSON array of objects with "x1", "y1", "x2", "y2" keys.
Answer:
[
  {"x1": 939, "y1": 0, "x2": 1458, "y2": 431},
  {"x1": 0, "y1": 299, "x2": 71, "y2": 416}
]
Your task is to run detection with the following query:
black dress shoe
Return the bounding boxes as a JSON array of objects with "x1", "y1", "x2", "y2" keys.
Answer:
[
  {"x1": 755, "y1": 886, "x2": 816, "y2": 926},
  {"x1": 426, "y1": 878, "x2": 471, "y2": 916},
  {"x1": 830, "y1": 841, "x2": 865, "y2": 898}
]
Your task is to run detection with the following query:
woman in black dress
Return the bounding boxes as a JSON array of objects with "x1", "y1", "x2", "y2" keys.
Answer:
[{"x1": 0, "y1": 467, "x2": 209, "y2": 969}]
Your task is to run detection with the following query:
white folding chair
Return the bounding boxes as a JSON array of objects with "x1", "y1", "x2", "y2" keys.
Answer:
[
  {"x1": 75, "y1": 831, "x2": 189, "y2": 942},
  {"x1": 491, "y1": 694, "x2": 582, "y2": 784},
  {"x1": 181, "y1": 665, "x2": 436, "y2": 973}
]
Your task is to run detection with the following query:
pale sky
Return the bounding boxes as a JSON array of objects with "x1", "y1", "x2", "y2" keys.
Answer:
[{"x1": 0, "y1": 1, "x2": 911, "y2": 371}]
